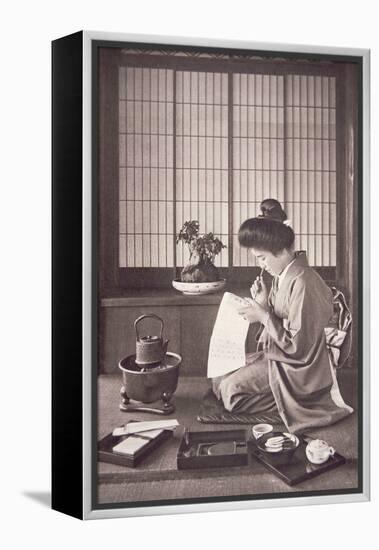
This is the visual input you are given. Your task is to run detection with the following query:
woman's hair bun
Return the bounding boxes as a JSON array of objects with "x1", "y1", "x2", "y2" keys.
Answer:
[
  {"x1": 259, "y1": 198, "x2": 287, "y2": 222},
  {"x1": 238, "y1": 198, "x2": 295, "y2": 253}
]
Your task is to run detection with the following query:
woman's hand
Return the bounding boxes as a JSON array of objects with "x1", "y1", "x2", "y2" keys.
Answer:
[
  {"x1": 250, "y1": 276, "x2": 269, "y2": 309},
  {"x1": 238, "y1": 300, "x2": 269, "y2": 325}
]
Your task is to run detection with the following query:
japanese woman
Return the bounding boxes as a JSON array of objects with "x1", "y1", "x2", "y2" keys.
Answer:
[{"x1": 212, "y1": 199, "x2": 353, "y2": 433}]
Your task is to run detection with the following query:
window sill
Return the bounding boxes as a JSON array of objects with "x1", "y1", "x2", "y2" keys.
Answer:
[{"x1": 100, "y1": 284, "x2": 249, "y2": 308}]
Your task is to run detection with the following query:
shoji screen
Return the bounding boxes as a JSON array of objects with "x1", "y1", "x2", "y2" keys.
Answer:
[
  {"x1": 232, "y1": 74, "x2": 285, "y2": 266},
  {"x1": 176, "y1": 71, "x2": 229, "y2": 268},
  {"x1": 285, "y1": 75, "x2": 336, "y2": 267},
  {"x1": 118, "y1": 67, "x2": 174, "y2": 267},
  {"x1": 118, "y1": 65, "x2": 337, "y2": 271},
  {"x1": 233, "y1": 72, "x2": 336, "y2": 267}
]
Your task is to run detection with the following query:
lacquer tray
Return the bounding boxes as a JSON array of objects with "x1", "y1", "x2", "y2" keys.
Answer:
[
  {"x1": 249, "y1": 435, "x2": 346, "y2": 486},
  {"x1": 177, "y1": 429, "x2": 248, "y2": 470}
]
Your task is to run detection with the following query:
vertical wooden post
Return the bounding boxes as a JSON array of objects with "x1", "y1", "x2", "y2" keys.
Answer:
[
  {"x1": 336, "y1": 63, "x2": 360, "y2": 368},
  {"x1": 98, "y1": 48, "x2": 119, "y2": 293},
  {"x1": 172, "y1": 70, "x2": 177, "y2": 281},
  {"x1": 228, "y1": 71, "x2": 234, "y2": 268}
]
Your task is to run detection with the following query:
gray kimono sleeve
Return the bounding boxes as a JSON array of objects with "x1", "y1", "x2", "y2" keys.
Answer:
[{"x1": 264, "y1": 275, "x2": 332, "y2": 366}]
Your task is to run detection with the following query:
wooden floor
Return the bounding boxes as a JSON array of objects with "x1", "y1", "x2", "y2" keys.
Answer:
[{"x1": 97, "y1": 372, "x2": 359, "y2": 505}]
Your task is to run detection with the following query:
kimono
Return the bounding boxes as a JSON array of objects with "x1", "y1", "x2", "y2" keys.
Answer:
[{"x1": 213, "y1": 252, "x2": 353, "y2": 433}]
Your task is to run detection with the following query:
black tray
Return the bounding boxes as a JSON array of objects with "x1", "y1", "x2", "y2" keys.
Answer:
[
  {"x1": 98, "y1": 427, "x2": 173, "y2": 468},
  {"x1": 249, "y1": 435, "x2": 346, "y2": 486},
  {"x1": 177, "y1": 429, "x2": 248, "y2": 470}
]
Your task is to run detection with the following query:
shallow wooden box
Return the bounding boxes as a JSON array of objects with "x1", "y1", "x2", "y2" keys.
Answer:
[
  {"x1": 98, "y1": 428, "x2": 173, "y2": 468},
  {"x1": 177, "y1": 429, "x2": 248, "y2": 470}
]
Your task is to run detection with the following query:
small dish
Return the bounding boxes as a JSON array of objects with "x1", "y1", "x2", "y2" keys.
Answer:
[{"x1": 256, "y1": 431, "x2": 299, "y2": 464}]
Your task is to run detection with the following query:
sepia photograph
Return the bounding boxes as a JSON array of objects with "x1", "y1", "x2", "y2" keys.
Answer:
[
  {"x1": 4, "y1": 0, "x2": 378, "y2": 544},
  {"x1": 90, "y1": 33, "x2": 368, "y2": 515}
]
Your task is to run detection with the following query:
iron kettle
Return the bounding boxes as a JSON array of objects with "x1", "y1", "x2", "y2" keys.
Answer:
[{"x1": 134, "y1": 314, "x2": 169, "y2": 366}]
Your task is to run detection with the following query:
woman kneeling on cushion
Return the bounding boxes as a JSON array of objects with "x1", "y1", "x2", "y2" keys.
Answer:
[{"x1": 212, "y1": 199, "x2": 353, "y2": 434}]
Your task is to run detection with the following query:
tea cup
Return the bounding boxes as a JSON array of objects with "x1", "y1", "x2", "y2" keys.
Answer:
[{"x1": 252, "y1": 423, "x2": 273, "y2": 440}]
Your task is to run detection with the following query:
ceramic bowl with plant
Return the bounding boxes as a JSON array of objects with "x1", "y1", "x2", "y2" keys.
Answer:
[{"x1": 172, "y1": 220, "x2": 227, "y2": 295}]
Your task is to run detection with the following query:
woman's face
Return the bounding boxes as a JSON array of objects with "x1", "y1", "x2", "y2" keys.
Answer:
[{"x1": 250, "y1": 247, "x2": 290, "y2": 276}]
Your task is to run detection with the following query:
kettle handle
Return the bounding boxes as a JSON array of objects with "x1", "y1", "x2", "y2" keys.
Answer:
[{"x1": 134, "y1": 314, "x2": 164, "y2": 341}]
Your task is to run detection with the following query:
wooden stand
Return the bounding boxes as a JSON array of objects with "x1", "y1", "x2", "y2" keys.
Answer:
[{"x1": 120, "y1": 386, "x2": 175, "y2": 415}]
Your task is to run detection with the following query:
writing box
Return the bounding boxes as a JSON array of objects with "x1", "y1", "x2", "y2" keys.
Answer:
[{"x1": 177, "y1": 429, "x2": 248, "y2": 470}]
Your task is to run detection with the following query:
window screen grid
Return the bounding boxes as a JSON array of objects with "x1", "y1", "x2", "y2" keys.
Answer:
[
  {"x1": 233, "y1": 73, "x2": 286, "y2": 267},
  {"x1": 119, "y1": 67, "x2": 175, "y2": 267},
  {"x1": 119, "y1": 67, "x2": 337, "y2": 270},
  {"x1": 175, "y1": 71, "x2": 229, "y2": 268},
  {"x1": 284, "y1": 75, "x2": 336, "y2": 266}
]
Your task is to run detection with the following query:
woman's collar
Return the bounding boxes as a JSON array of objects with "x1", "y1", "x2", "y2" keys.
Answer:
[{"x1": 276, "y1": 251, "x2": 309, "y2": 287}]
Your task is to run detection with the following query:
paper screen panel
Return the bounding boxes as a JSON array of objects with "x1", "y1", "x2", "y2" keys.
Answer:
[
  {"x1": 233, "y1": 73, "x2": 336, "y2": 267},
  {"x1": 285, "y1": 75, "x2": 336, "y2": 266},
  {"x1": 175, "y1": 71, "x2": 229, "y2": 268},
  {"x1": 119, "y1": 67, "x2": 174, "y2": 267},
  {"x1": 118, "y1": 65, "x2": 336, "y2": 271},
  {"x1": 232, "y1": 74, "x2": 285, "y2": 266}
]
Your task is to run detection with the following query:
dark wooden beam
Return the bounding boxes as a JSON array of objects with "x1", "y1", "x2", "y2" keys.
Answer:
[
  {"x1": 97, "y1": 47, "x2": 119, "y2": 293},
  {"x1": 336, "y1": 62, "x2": 360, "y2": 368}
]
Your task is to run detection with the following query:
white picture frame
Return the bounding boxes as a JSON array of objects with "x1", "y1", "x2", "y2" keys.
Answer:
[{"x1": 52, "y1": 30, "x2": 370, "y2": 520}]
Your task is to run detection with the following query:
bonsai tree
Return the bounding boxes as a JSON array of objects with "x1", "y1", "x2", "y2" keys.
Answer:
[{"x1": 176, "y1": 220, "x2": 227, "y2": 283}]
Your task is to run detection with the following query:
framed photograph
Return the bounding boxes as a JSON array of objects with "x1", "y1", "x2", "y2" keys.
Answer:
[{"x1": 52, "y1": 30, "x2": 370, "y2": 520}]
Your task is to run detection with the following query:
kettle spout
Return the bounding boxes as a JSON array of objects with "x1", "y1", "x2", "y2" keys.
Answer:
[{"x1": 162, "y1": 340, "x2": 169, "y2": 356}]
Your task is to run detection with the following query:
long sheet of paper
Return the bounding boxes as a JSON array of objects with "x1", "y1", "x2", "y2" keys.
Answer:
[
  {"x1": 112, "y1": 419, "x2": 179, "y2": 437},
  {"x1": 207, "y1": 292, "x2": 250, "y2": 378}
]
